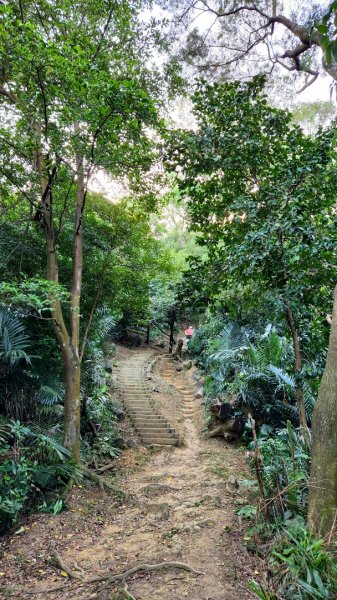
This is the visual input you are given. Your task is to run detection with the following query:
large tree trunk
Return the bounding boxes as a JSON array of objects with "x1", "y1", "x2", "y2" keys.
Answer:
[
  {"x1": 286, "y1": 303, "x2": 310, "y2": 444},
  {"x1": 308, "y1": 285, "x2": 337, "y2": 536}
]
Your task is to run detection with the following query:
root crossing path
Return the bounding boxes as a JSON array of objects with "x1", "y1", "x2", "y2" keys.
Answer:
[{"x1": 2, "y1": 348, "x2": 258, "y2": 600}]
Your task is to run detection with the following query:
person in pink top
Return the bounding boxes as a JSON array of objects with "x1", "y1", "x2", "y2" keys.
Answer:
[{"x1": 184, "y1": 325, "x2": 194, "y2": 340}]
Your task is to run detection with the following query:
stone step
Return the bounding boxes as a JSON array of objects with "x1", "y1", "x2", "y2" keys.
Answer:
[
  {"x1": 123, "y1": 395, "x2": 152, "y2": 400},
  {"x1": 133, "y1": 422, "x2": 169, "y2": 428},
  {"x1": 125, "y1": 390, "x2": 149, "y2": 393},
  {"x1": 123, "y1": 379, "x2": 148, "y2": 390},
  {"x1": 137, "y1": 424, "x2": 171, "y2": 430},
  {"x1": 133, "y1": 418, "x2": 168, "y2": 425},
  {"x1": 126, "y1": 406, "x2": 155, "y2": 413},
  {"x1": 124, "y1": 395, "x2": 153, "y2": 400},
  {"x1": 135, "y1": 420, "x2": 171, "y2": 427},
  {"x1": 138, "y1": 428, "x2": 172, "y2": 436},
  {"x1": 137, "y1": 429, "x2": 172, "y2": 436},
  {"x1": 141, "y1": 437, "x2": 177, "y2": 446},
  {"x1": 124, "y1": 394, "x2": 152, "y2": 398},
  {"x1": 128, "y1": 410, "x2": 156, "y2": 415},
  {"x1": 125, "y1": 401, "x2": 154, "y2": 407},
  {"x1": 128, "y1": 412, "x2": 160, "y2": 418},
  {"x1": 124, "y1": 400, "x2": 154, "y2": 405}
]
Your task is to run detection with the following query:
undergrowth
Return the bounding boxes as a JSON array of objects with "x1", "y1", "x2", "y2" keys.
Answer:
[
  {"x1": 190, "y1": 314, "x2": 337, "y2": 599},
  {"x1": 0, "y1": 307, "x2": 124, "y2": 533},
  {"x1": 0, "y1": 419, "x2": 82, "y2": 533}
]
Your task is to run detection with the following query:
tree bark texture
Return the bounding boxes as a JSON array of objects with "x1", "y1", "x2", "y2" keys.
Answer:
[
  {"x1": 308, "y1": 286, "x2": 337, "y2": 536},
  {"x1": 63, "y1": 346, "x2": 81, "y2": 462}
]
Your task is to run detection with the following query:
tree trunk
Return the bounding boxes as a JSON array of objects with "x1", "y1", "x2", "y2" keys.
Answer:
[
  {"x1": 62, "y1": 151, "x2": 86, "y2": 461},
  {"x1": 308, "y1": 285, "x2": 337, "y2": 536},
  {"x1": 168, "y1": 309, "x2": 176, "y2": 354},
  {"x1": 36, "y1": 132, "x2": 85, "y2": 463},
  {"x1": 63, "y1": 345, "x2": 81, "y2": 462},
  {"x1": 286, "y1": 303, "x2": 310, "y2": 444}
]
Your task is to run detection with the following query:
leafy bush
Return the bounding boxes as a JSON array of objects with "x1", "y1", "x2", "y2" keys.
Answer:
[
  {"x1": 245, "y1": 425, "x2": 337, "y2": 599},
  {"x1": 192, "y1": 315, "x2": 335, "y2": 600},
  {"x1": 0, "y1": 420, "x2": 81, "y2": 533},
  {"x1": 192, "y1": 317, "x2": 316, "y2": 428},
  {"x1": 0, "y1": 308, "x2": 64, "y2": 422},
  {"x1": 81, "y1": 308, "x2": 122, "y2": 460},
  {"x1": 250, "y1": 527, "x2": 337, "y2": 600},
  {"x1": 272, "y1": 527, "x2": 337, "y2": 599},
  {"x1": 255, "y1": 423, "x2": 310, "y2": 521}
]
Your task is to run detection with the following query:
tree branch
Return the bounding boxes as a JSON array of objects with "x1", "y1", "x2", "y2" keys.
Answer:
[{"x1": 79, "y1": 264, "x2": 107, "y2": 363}]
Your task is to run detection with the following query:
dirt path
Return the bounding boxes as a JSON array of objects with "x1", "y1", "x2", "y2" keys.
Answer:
[{"x1": 0, "y1": 348, "x2": 259, "y2": 599}]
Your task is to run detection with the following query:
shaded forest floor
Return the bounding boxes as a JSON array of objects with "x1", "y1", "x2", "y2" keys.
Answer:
[{"x1": 0, "y1": 347, "x2": 261, "y2": 599}]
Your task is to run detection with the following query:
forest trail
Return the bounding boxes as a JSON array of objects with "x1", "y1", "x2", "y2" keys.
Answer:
[{"x1": 1, "y1": 348, "x2": 259, "y2": 600}]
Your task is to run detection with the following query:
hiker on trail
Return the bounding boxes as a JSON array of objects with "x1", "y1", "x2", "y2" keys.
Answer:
[{"x1": 184, "y1": 325, "x2": 194, "y2": 341}]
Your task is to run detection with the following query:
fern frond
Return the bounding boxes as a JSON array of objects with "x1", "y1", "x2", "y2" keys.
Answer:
[
  {"x1": 268, "y1": 365, "x2": 295, "y2": 388},
  {"x1": 0, "y1": 309, "x2": 31, "y2": 365}
]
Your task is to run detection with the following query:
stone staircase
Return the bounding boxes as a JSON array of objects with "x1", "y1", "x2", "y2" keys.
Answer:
[
  {"x1": 160, "y1": 356, "x2": 198, "y2": 419},
  {"x1": 117, "y1": 351, "x2": 179, "y2": 447}
]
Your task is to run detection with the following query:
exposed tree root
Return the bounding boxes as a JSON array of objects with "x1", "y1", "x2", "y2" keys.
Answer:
[
  {"x1": 96, "y1": 461, "x2": 116, "y2": 474},
  {"x1": 80, "y1": 465, "x2": 127, "y2": 498},
  {"x1": 111, "y1": 582, "x2": 137, "y2": 599},
  {"x1": 50, "y1": 551, "x2": 203, "y2": 594}
]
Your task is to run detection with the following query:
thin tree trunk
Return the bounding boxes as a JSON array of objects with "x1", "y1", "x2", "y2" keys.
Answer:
[
  {"x1": 62, "y1": 151, "x2": 86, "y2": 461},
  {"x1": 79, "y1": 263, "x2": 106, "y2": 363},
  {"x1": 286, "y1": 303, "x2": 310, "y2": 444},
  {"x1": 308, "y1": 285, "x2": 337, "y2": 536},
  {"x1": 36, "y1": 130, "x2": 85, "y2": 462},
  {"x1": 63, "y1": 345, "x2": 81, "y2": 461},
  {"x1": 71, "y1": 153, "x2": 85, "y2": 356},
  {"x1": 169, "y1": 309, "x2": 176, "y2": 354}
]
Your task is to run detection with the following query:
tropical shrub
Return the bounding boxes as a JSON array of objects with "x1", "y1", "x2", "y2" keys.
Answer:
[
  {"x1": 81, "y1": 308, "x2": 122, "y2": 460},
  {"x1": 0, "y1": 420, "x2": 81, "y2": 532},
  {"x1": 249, "y1": 527, "x2": 337, "y2": 600},
  {"x1": 0, "y1": 308, "x2": 63, "y2": 422},
  {"x1": 191, "y1": 317, "x2": 317, "y2": 428}
]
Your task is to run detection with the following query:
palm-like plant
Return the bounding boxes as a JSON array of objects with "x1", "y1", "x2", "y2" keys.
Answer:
[
  {"x1": 0, "y1": 308, "x2": 64, "y2": 421},
  {"x1": 0, "y1": 309, "x2": 30, "y2": 365},
  {"x1": 0, "y1": 420, "x2": 82, "y2": 532},
  {"x1": 209, "y1": 325, "x2": 313, "y2": 427}
]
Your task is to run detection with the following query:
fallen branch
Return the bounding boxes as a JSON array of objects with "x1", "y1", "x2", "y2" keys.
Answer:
[{"x1": 53, "y1": 552, "x2": 83, "y2": 580}]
